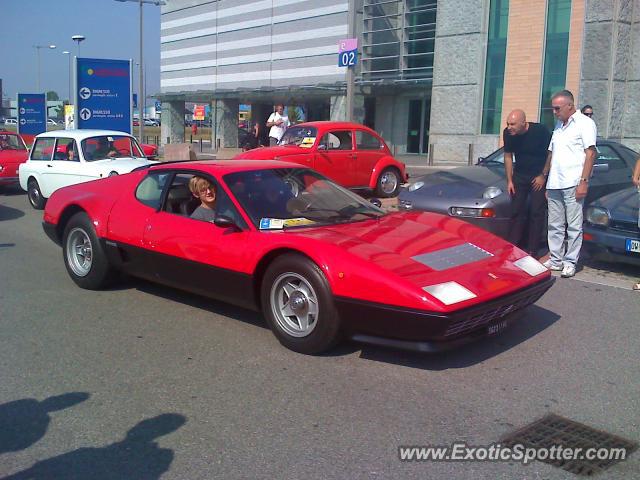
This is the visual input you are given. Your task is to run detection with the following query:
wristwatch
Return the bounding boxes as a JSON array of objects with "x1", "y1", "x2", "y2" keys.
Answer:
[{"x1": 580, "y1": 177, "x2": 589, "y2": 183}]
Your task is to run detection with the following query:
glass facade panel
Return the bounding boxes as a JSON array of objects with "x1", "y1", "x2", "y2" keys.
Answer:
[
  {"x1": 481, "y1": 0, "x2": 509, "y2": 134},
  {"x1": 539, "y1": 0, "x2": 571, "y2": 129},
  {"x1": 362, "y1": 0, "x2": 437, "y2": 82}
]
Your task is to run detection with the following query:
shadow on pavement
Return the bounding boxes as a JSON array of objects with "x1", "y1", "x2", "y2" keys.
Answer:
[
  {"x1": 0, "y1": 393, "x2": 90, "y2": 455},
  {"x1": 356, "y1": 305, "x2": 560, "y2": 370},
  {"x1": 130, "y1": 277, "x2": 268, "y2": 330},
  {"x1": 0, "y1": 204, "x2": 24, "y2": 222},
  {"x1": 1, "y1": 413, "x2": 186, "y2": 480}
]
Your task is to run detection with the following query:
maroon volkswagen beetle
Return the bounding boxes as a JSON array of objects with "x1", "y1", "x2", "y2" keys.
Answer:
[
  {"x1": 0, "y1": 131, "x2": 29, "y2": 189},
  {"x1": 234, "y1": 121, "x2": 408, "y2": 197}
]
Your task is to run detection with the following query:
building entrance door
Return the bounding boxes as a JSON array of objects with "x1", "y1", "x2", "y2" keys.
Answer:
[{"x1": 407, "y1": 97, "x2": 431, "y2": 154}]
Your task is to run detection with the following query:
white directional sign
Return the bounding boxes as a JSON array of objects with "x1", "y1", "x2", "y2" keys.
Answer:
[
  {"x1": 79, "y1": 87, "x2": 91, "y2": 100},
  {"x1": 79, "y1": 108, "x2": 92, "y2": 121}
]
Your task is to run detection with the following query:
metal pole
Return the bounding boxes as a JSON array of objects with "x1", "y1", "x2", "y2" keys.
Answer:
[
  {"x1": 139, "y1": 0, "x2": 145, "y2": 144},
  {"x1": 346, "y1": 0, "x2": 356, "y2": 122},
  {"x1": 36, "y1": 47, "x2": 41, "y2": 92}
]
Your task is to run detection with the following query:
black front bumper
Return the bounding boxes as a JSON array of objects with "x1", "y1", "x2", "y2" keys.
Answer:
[
  {"x1": 42, "y1": 221, "x2": 61, "y2": 246},
  {"x1": 335, "y1": 276, "x2": 555, "y2": 352}
]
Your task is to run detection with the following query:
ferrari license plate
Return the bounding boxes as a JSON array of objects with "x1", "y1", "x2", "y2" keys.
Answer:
[
  {"x1": 487, "y1": 320, "x2": 508, "y2": 336},
  {"x1": 625, "y1": 239, "x2": 640, "y2": 253}
]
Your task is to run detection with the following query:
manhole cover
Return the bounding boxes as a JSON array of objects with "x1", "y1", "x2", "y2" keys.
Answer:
[{"x1": 502, "y1": 413, "x2": 637, "y2": 475}]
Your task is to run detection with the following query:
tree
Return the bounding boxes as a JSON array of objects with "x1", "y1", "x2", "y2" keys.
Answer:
[
  {"x1": 287, "y1": 104, "x2": 301, "y2": 125},
  {"x1": 46, "y1": 91, "x2": 59, "y2": 101}
]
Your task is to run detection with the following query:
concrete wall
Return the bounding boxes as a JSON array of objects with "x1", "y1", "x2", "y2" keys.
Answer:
[
  {"x1": 580, "y1": 0, "x2": 640, "y2": 150},
  {"x1": 429, "y1": 0, "x2": 491, "y2": 164}
]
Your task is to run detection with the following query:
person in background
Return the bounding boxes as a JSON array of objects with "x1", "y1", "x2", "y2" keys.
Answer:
[
  {"x1": 632, "y1": 156, "x2": 640, "y2": 290},
  {"x1": 92, "y1": 137, "x2": 118, "y2": 159},
  {"x1": 580, "y1": 105, "x2": 593, "y2": 118},
  {"x1": 541, "y1": 90, "x2": 597, "y2": 278},
  {"x1": 191, "y1": 122, "x2": 198, "y2": 137},
  {"x1": 188, "y1": 176, "x2": 217, "y2": 222},
  {"x1": 266, "y1": 104, "x2": 290, "y2": 146},
  {"x1": 66, "y1": 142, "x2": 77, "y2": 161},
  {"x1": 503, "y1": 109, "x2": 552, "y2": 257}
]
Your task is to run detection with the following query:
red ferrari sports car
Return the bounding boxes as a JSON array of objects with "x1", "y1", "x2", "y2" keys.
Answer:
[
  {"x1": 42, "y1": 160, "x2": 554, "y2": 354},
  {"x1": 0, "y1": 130, "x2": 29, "y2": 188},
  {"x1": 234, "y1": 121, "x2": 408, "y2": 197}
]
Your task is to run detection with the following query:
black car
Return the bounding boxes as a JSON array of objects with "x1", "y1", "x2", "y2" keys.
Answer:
[
  {"x1": 584, "y1": 186, "x2": 640, "y2": 266},
  {"x1": 399, "y1": 140, "x2": 638, "y2": 239}
]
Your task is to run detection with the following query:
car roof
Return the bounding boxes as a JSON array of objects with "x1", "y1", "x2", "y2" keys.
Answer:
[
  {"x1": 33, "y1": 129, "x2": 135, "y2": 140},
  {"x1": 149, "y1": 159, "x2": 305, "y2": 175},
  {"x1": 292, "y1": 121, "x2": 375, "y2": 131}
]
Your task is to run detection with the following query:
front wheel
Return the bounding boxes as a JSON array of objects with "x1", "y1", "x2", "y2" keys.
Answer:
[
  {"x1": 261, "y1": 254, "x2": 341, "y2": 354},
  {"x1": 62, "y1": 212, "x2": 116, "y2": 289},
  {"x1": 375, "y1": 168, "x2": 401, "y2": 197},
  {"x1": 27, "y1": 178, "x2": 46, "y2": 210}
]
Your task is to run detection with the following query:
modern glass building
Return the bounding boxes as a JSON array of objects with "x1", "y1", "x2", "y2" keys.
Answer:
[{"x1": 158, "y1": 0, "x2": 640, "y2": 163}]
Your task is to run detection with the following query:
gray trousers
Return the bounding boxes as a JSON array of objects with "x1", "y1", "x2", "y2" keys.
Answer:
[{"x1": 547, "y1": 186, "x2": 584, "y2": 267}]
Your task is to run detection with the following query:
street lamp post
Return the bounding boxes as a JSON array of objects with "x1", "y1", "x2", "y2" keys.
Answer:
[
  {"x1": 33, "y1": 44, "x2": 56, "y2": 92},
  {"x1": 114, "y1": 0, "x2": 165, "y2": 144},
  {"x1": 62, "y1": 51, "x2": 71, "y2": 103},
  {"x1": 71, "y1": 35, "x2": 85, "y2": 57}
]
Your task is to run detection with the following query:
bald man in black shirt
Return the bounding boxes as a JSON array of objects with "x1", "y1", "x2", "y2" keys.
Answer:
[{"x1": 503, "y1": 109, "x2": 552, "y2": 257}]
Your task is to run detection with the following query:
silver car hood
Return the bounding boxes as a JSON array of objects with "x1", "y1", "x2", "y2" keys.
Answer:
[{"x1": 409, "y1": 166, "x2": 506, "y2": 198}]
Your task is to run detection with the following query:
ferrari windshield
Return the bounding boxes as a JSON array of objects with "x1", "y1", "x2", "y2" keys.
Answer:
[
  {"x1": 278, "y1": 126, "x2": 318, "y2": 148},
  {"x1": 224, "y1": 168, "x2": 385, "y2": 229},
  {"x1": 81, "y1": 135, "x2": 145, "y2": 161}
]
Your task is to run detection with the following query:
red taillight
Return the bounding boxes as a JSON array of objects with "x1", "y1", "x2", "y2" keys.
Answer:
[
  {"x1": 481, "y1": 208, "x2": 495, "y2": 218},
  {"x1": 584, "y1": 232, "x2": 594, "y2": 241}
]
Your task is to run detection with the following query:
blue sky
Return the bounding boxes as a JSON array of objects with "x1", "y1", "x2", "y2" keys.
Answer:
[{"x1": 1, "y1": 0, "x2": 161, "y2": 103}]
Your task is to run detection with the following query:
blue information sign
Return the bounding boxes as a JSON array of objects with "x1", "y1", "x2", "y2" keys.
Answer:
[
  {"x1": 76, "y1": 57, "x2": 132, "y2": 133},
  {"x1": 17, "y1": 93, "x2": 46, "y2": 135},
  {"x1": 338, "y1": 38, "x2": 358, "y2": 67}
]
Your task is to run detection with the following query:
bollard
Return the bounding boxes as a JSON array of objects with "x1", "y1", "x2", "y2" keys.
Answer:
[
  {"x1": 190, "y1": 134, "x2": 192, "y2": 143},
  {"x1": 166, "y1": 137, "x2": 170, "y2": 144},
  {"x1": 428, "y1": 144, "x2": 434, "y2": 166},
  {"x1": 468, "y1": 143, "x2": 474, "y2": 166},
  {"x1": 199, "y1": 138, "x2": 203, "y2": 152}
]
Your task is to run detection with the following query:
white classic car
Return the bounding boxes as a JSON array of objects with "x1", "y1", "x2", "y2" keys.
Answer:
[{"x1": 19, "y1": 129, "x2": 157, "y2": 209}]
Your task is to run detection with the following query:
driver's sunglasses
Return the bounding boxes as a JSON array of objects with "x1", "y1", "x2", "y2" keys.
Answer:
[
  {"x1": 198, "y1": 186, "x2": 215, "y2": 195},
  {"x1": 584, "y1": 112, "x2": 593, "y2": 117}
]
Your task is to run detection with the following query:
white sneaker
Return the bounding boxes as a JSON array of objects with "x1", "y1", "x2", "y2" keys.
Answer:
[
  {"x1": 542, "y1": 259, "x2": 563, "y2": 271},
  {"x1": 561, "y1": 264, "x2": 576, "y2": 278}
]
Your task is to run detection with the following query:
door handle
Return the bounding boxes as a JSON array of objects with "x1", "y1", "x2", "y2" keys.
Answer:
[{"x1": 47, "y1": 164, "x2": 53, "y2": 167}]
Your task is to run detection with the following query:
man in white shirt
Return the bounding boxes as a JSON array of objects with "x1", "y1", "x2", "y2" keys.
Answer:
[
  {"x1": 266, "y1": 104, "x2": 290, "y2": 146},
  {"x1": 540, "y1": 90, "x2": 597, "y2": 278}
]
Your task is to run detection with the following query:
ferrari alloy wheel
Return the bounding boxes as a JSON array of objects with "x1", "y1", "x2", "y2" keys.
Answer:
[
  {"x1": 62, "y1": 212, "x2": 116, "y2": 289},
  {"x1": 261, "y1": 254, "x2": 341, "y2": 354},
  {"x1": 270, "y1": 272, "x2": 319, "y2": 338},
  {"x1": 66, "y1": 227, "x2": 93, "y2": 277},
  {"x1": 375, "y1": 168, "x2": 401, "y2": 198},
  {"x1": 27, "y1": 179, "x2": 46, "y2": 210}
]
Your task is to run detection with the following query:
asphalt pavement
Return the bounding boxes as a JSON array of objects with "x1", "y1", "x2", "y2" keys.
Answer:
[{"x1": 1, "y1": 187, "x2": 639, "y2": 479}]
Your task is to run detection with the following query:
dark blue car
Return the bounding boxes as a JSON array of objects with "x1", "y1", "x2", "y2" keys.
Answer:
[{"x1": 584, "y1": 186, "x2": 640, "y2": 266}]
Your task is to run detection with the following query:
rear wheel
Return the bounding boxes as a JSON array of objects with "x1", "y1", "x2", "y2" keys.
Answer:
[
  {"x1": 375, "y1": 168, "x2": 401, "y2": 197},
  {"x1": 62, "y1": 212, "x2": 116, "y2": 289},
  {"x1": 27, "y1": 178, "x2": 46, "y2": 210},
  {"x1": 261, "y1": 254, "x2": 341, "y2": 354}
]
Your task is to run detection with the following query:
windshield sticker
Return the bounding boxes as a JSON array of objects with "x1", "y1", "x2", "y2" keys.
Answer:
[
  {"x1": 300, "y1": 137, "x2": 315, "y2": 148},
  {"x1": 259, "y1": 217, "x2": 317, "y2": 230}
]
